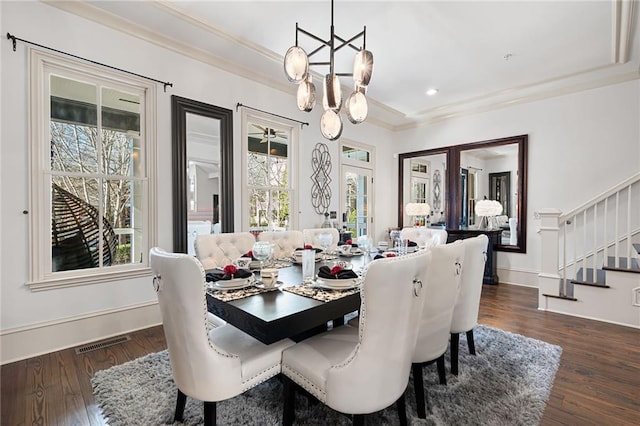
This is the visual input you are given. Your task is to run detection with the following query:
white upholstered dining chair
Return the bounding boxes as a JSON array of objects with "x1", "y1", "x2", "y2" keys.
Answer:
[
  {"x1": 281, "y1": 250, "x2": 431, "y2": 426},
  {"x1": 412, "y1": 240, "x2": 465, "y2": 419},
  {"x1": 194, "y1": 232, "x2": 256, "y2": 269},
  {"x1": 257, "y1": 230, "x2": 304, "y2": 259},
  {"x1": 149, "y1": 247, "x2": 294, "y2": 425},
  {"x1": 302, "y1": 227, "x2": 339, "y2": 250},
  {"x1": 399, "y1": 227, "x2": 448, "y2": 248},
  {"x1": 450, "y1": 234, "x2": 488, "y2": 375}
]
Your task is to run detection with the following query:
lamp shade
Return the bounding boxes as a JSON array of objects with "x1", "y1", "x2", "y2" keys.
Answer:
[
  {"x1": 475, "y1": 199, "x2": 503, "y2": 217},
  {"x1": 284, "y1": 46, "x2": 309, "y2": 83},
  {"x1": 405, "y1": 202, "x2": 431, "y2": 217}
]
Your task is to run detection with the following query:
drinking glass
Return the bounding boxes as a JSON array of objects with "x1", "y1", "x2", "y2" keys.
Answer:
[
  {"x1": 252, "y1": 241, "x2": 273, "y2": 282},
  {"x1": 317, "y1": 232, "x2": 333, "y2": 260}
]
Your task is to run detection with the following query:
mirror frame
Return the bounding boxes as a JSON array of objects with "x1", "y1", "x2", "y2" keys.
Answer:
[
  {"x1": 398, "y1": 134, "x2": 528, "y2": 253},
  {"x1": 171, "y1": 96, "x2": 234, "y2": 253}
]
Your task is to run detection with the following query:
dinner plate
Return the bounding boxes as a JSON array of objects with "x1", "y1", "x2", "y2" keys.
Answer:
[
  {"x1": 338, "y1": 249, "x2": 363, "y2": 257},
  {"x1": 255, "y1": 281, "x2": 284, "y2": 289},
  {"x1": 312, "y1": 278, "x2": 361, "y2": 290},
  {"x1": 207, "y1": 276, "x2": 254, "y2": 291}
]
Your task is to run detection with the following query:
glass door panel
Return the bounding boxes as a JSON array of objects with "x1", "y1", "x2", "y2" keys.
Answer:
[{"x1": 342, "y1": 165, "x2": 372, "y2": 239}]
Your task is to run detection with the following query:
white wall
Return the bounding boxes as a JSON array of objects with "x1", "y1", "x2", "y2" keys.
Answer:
[
  {"x1": 0, "y1": 1, "x2": 395, "y2": 361},
  {"x1": 396, "y1": 79, "x2": 640, "y2": 283}
]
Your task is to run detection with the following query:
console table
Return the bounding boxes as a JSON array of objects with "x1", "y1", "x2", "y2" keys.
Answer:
[{"x1": 446, "y1": 229, "x2": 501, "y2": 285}]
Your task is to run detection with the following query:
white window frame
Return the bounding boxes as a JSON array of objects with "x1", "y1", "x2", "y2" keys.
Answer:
[
  {"x1": 27, "y1": 49, "x2": 157, "y2": 290},
  {"x1": 339, "y1": 139, "x2": 375, "y2": 238},
  {"x1": 241, "y1": 110, "x2": 299, "y2": 232}
]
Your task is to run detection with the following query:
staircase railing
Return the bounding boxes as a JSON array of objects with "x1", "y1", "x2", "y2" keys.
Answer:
[{"x1": 539, "y1": 172, "x2": 640, "y2": 297}]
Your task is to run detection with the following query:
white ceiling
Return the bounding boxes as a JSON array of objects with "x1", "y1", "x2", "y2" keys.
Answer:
[{"x1": 59, "y1": 1, "x2": 640, "y2": 129}]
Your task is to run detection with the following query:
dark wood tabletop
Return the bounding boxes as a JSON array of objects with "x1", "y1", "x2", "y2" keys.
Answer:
[{"x1": 206, "y1": 260, "x2": 362, "y2": 344}]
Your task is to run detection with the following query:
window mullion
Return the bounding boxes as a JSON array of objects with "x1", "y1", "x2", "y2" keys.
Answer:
[{"x1": 96, "y1": 84, "x2": 105, "y2": 268}]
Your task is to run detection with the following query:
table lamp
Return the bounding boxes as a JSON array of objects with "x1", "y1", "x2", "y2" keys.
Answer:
[
  {"x1": 405, "y1": 202, "x2": 431, "y2": 227},
  {"x1": 474, "y1": 199, "x2": 503, "y2": 230}
]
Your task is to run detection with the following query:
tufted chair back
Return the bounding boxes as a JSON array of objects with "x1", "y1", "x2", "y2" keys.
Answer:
[
  {"x1": 413, "y1": 240, "x2": 465, "y2": 363},
  {"x1": 194, "y1": 232, "x2": 256, "y2": 269},
  {"x1": 400, "y1": 227, "x2": 448, "y2": 248},
  {"x1": 257, "y1": 230, "x2": 304, "y2": 259},
  {"x1": 324, "y1": 250, "x2": 431, "y2": 413},
  {"x1": 451, "y1": 235, "x2": 488, "y2": 335},
  {"x1": 302, "y1": 228, "x2": 340, "y2": 250},
  {"x1": 149, "y1": 247, "x2": 244, "y2": 401}
]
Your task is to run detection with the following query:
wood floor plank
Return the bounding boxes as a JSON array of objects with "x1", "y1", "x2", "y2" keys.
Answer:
[
  {"x1": 50, "y1": 349, "x2": 91, "y2": 426},
  {"x1": 1, "y1": 358, "x2": 26, "y2": 426},
  {"x1": 1, "y1": 286, "x2": 638, "y2": 425}
]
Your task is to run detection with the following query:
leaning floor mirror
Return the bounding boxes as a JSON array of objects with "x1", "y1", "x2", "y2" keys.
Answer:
[{"x1": 171, "y1": 96, "x2": 234, "y2": 255}]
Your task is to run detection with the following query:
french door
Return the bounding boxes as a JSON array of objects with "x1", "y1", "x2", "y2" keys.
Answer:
[{"x1": 342, "y1": 165, "x2": 373, "y2": 239}]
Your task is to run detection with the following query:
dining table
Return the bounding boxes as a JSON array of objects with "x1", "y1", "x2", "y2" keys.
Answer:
[{"x1": 206, "y1": 254, "x2": 367, "y2": 344}]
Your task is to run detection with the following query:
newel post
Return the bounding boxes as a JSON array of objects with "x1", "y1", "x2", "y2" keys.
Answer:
[{"x1": 537, "y1": 208, "x2": 562, "y2": 309}]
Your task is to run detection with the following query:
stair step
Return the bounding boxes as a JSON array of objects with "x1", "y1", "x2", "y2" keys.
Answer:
[
  {"x1": 543, "y1": 293, "x2": 578, "y2": 301},
  {"x1": 574, "y1": 267, "x2": 607, "y2": 285},
  {"x1": 603, "y1": 256, "x2": 640, "y2": 273}
]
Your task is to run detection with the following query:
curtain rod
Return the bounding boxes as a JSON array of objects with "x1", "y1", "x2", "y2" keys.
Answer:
[
  {"x1": 6, "y1": 32, "x2": 173, "y2": 92},
  {"x1": 236, "y1": 103, "x2": 309, "y2": 128}
]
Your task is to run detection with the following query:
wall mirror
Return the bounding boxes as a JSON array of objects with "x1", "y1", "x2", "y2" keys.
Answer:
[
  {"x1": 398, "y1": 149, "x2": 449, "y2": 228},
  {"x1": 172, "y1": 96, "x2": 234, "y2": 254},
  {"x1": 398, "y1": 135, "x2": 527, "y2": 253}
]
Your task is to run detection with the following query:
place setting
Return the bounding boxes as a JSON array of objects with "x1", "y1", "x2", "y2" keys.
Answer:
[
  {"x1": 283, "y1": 261, "x2": 363, "y2": 302},
  {"x1": 206, "y1": 261, "x2": 282, "y2": 302}
]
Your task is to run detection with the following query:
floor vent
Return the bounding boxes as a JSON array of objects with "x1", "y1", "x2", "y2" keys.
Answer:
[{"x1": 75, "y1": 335, "x2": 131, "y2": 354}]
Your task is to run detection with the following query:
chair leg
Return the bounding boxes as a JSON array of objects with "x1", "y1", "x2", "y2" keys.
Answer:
[
  {"x1": 466, "y1": 329, "x2": 476, "y2": 355},
  {"x1": 203, "y1": 401, "x2": 216, "y2": 426},
  {"x1": 353, "y1": 414, "x2": 365, "y2": 426},
  {"x1": 412, "y1": 363, "x2": 426, "y2": 419},
  {"x1": 436, "y1": 355, "x2": 447, "y2": 385},
  {"x1": 283, "y1": 376, "x2": 296, "y2": 426},
  {"x1": 174, "y1": 389, "x2": 187, "y2": 422},
  {"x1": 450, "y1": 333, "x2": 460, "y2": 375},
  {"x1": 396, "y1": 391, "x2": 408, "y2": 426}
]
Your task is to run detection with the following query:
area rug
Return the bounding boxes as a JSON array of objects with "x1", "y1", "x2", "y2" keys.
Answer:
[{"x1": 91, "y1": 325, "x2": 562, "y2": 425}]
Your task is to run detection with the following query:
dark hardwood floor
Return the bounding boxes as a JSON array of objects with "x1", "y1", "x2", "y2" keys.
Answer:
[{"x1": 1, "y1": 284, "x2": 638, "y2": 425}]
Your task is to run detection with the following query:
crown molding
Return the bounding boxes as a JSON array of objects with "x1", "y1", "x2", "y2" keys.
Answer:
[
  {"x1": 394, "y1": 69, "x2": 640, "y2": 132},
  {"x1": 43, "y1": 2, "x2": 301, "y2": 104}
]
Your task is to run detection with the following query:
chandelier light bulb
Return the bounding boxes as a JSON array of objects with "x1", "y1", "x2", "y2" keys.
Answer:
[
  {"x1": 323, "y1": 74, "x2": 342, "y2": 111},
  {"x1": 353, "y1": 49, "x2": 374, "y2": 87},
  {"x1": 284, "y1": 46, "x2": 309, "y2": 83},
  {"x1": 296, "y1": 75, "x2": 316, "y2": 112},
  {"x1": 320, "y1": 109, "x2": 343, "y2": 141},
  {"x1": 345, "y1": 90, "x2": 368, "y2": 124}
]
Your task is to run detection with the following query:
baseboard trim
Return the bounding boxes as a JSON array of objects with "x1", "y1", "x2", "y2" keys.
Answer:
[
  {"x1": 538, "y1": 307, "x2": 640, "y2": 330},
  {"x1": 0, "y1": 301, "x2": 162, "y2": 365},
  {"x1": 496, "y1": 267, "x2": 538, "y2": 287}
]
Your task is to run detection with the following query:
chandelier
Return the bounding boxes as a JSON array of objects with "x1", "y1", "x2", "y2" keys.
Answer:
[{"x1": 284, "y1": 0, "x2": 373, "y2": 141}]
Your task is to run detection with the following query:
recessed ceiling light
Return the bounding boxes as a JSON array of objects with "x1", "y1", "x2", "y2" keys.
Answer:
[{"x1": 426, "y1": 88, "x2": 439, "y2": 96}]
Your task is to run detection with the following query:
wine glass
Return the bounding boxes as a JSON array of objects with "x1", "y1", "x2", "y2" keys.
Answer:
[
  {"x1": 317, "y1": 232, "x2": 333, "y2": 260},
  {"x1": 252, "y1": 241, "x2": 273, "y2": 282}
]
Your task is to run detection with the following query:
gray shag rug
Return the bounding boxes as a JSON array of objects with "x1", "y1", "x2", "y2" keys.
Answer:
[{"x1": 91, "y1": 325, "x2": 561, "y2": 425}]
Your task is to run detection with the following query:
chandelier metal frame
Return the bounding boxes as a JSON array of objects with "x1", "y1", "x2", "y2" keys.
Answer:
[{"x1": 284, "y1": 0, "x2": 373, "y2": 141}]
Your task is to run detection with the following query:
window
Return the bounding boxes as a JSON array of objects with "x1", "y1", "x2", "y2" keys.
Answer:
[
  {"x1": 28, "y1": 50, "x2": 156, "y2": 289},
  {"x1": 243, "y1": 114, "x2": 297, "y2": 233}
]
